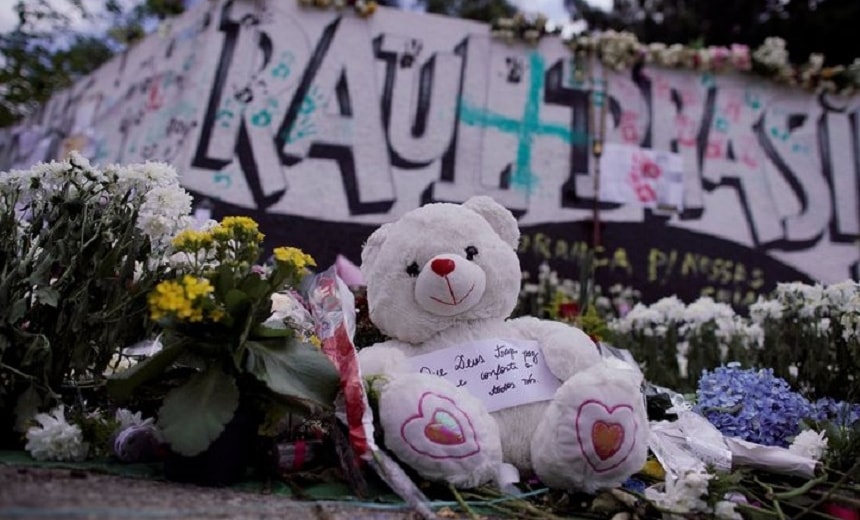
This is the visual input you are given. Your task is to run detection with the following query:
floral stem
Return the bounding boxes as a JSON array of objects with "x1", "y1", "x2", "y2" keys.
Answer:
[
  {"x1": 0, "y1": 362, "x2": 35, "y2": 380},
  {"x1": 773, "y1": 474, "x2": 828, "y2": 500},
  {"x1": 793, "y1": 459, "x2": 860, "y2": 519},
  {"x1": 774, "y1": 498, "x2": 786, "y2": 520},
  {"x1": 449, "y1": 483, "x2": 480, "y2": 520},
  {"x1": 755, "y1": 477, "x2": 786, "y2": 520},
  {"x1": 736, "y1": 502, "x2": 780, "y2": 517}
]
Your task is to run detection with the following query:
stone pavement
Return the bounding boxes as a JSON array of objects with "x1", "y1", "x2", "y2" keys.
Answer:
[{"x1": 0, "y1": 466, "x2": 427, "y2": 519}]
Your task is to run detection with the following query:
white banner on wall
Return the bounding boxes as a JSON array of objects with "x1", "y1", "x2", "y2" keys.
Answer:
[{"x1": 599, "y1": 143, "x2": 685, "y2": 211}]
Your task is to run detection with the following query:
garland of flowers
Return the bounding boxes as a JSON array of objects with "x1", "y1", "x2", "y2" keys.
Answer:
[
  {"x1": 491, "y1": 12, "x2": 550, "y2": 45},
  {"x1": 297, "y1": 0, "x2": 378, "y2": 17},
  {"x1": 491, "y1": 14, "x2": 860, "y2": 95},
  {"x1": 292, "y1": 1, "x2": 860, "y2": 94}
]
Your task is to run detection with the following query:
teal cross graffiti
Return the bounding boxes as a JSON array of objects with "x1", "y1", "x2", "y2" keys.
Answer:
[{"x1": 458, "y1": 52, "x2": 583, "y2": 192}]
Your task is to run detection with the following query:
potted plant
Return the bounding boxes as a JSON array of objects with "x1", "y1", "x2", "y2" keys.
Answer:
[{"x1": 108, "y1": 216, "x2": 339, "y2": 485}]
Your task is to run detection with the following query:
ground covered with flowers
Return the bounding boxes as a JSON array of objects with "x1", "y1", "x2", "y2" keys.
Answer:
[{"x1": 1, "y1": 155, "x2": 859, "y2": 519}]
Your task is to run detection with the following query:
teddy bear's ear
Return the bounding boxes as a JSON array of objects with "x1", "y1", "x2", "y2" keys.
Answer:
[
  {"x1": 361, "y1": 222, "x2": 391, "y2": 270},
  {"x1": 463, "y1": 196, "x2": 520, "y2": 249}
]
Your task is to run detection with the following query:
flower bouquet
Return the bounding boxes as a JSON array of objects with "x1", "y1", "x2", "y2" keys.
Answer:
[
  {"x1": 0, "y1": 152, "x2": 192, "y2": 446},
  {"x1": 107, "y1": 216, "x2": 339, "y2": 484}
]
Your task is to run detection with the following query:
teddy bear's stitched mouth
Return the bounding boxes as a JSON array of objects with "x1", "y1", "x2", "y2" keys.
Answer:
[{"x1": 430, "y1": 282, "x2": 476, "y2": 306}]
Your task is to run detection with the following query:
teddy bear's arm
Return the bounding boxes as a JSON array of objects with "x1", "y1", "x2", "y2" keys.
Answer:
[
  {"x1": 357, "y1": 340, "x2": 412, "y2": 377},
  {"x1": 507, "y1": 316, "x2": 603, "y2": 381}
]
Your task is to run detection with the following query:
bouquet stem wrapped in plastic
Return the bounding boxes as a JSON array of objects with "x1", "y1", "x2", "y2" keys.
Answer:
[{"x1": 307, "y1": 266, "x2": 434, "y2": 519}]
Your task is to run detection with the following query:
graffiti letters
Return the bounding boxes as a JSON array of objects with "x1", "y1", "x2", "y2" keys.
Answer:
[{"x1": 2, "y1": 0, "x2": 858, "y2": 286}]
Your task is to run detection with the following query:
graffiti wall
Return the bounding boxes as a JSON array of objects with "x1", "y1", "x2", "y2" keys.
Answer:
[{"x1": 1, "y1": 0, "x2": 858, "y2": 306}]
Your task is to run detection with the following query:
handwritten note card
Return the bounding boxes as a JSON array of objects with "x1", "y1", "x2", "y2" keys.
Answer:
[{"x1": 408, "y1": 339, "x2": 562, "y2": 412}]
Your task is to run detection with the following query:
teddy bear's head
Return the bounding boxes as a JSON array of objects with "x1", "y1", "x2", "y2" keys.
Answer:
[{"x1": 361, "y1": 196, "x2": 522, "y2": 344}]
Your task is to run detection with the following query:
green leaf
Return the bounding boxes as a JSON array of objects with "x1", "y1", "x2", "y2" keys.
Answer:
[
  {"x1": 250, "y1": 324, "x2": 294, "y2": 338},
  {"x1": 33, "y1": 286, "x2": 60, "y2": 307},
  {"x1": 241, "y1": 274, "x2": 270, "y2": 301},
  {"x1": 214, "y1": 267, "x2": 236, "y2": 297},
  {"x1": 7, "y1": 298, "x2": 27, "y2": 324},
  {"x1": 106, "y1": 341, "x2": 184, "y2": 400},
  {"x1": 245, "y1": 339, "x2": 339, "y2": 410},
  {"x1": 224, "y1": 288, "x2": 248, "y2": 314},
  {"x1": 13, "y1": 384, "x2": 42, "y2": 433},
  {"x1": 158, "y1": 367, "x2": 239, "y2": 457}
]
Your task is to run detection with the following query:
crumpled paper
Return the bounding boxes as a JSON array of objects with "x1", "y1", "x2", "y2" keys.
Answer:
[{"x1": 647, "y1": 385, "x2": 817, "y2": 479}]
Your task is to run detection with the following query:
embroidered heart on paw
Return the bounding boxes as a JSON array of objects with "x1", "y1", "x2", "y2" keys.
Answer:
[
  {"x1": 401, "y1": 392, "x2": 481, "y2": 459},
  {"x1": 575, "y1": 400, "x2": 638, "y2": 473},
  {"x1": 592, "y1": 420, "x2": 624, "y2": 460},
  {"x1": 424, "y1": 410, "x2": 466, "y2": 445}
]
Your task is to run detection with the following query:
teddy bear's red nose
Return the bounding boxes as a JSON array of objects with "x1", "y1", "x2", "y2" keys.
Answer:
[{"x1": 431, "y1": 258, "x2": 456, "y2": 277}]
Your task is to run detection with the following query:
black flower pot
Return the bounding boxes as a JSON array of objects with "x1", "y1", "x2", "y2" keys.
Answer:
[{"x1": 163, "y1": 407, "x2": 261, "y2": 487}]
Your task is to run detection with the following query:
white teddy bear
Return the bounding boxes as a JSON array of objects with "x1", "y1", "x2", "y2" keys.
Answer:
[{"x1": 358, "y1": 196, "x2": 649, "y2": 492}]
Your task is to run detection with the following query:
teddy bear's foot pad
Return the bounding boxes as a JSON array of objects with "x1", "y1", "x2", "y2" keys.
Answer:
[
  {"x1": 530, "y1": 362, "x2": 650, "y2": 493},
  {"x1": 379, "y1": 373, "x2": 503, "y2": 488}
]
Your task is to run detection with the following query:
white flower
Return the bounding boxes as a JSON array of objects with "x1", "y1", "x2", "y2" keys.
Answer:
[
  {"x1": 522, "y1": 282, "x2": 539, "y2": 294},
  {"x1": 25, "y1": 405, "x2": 89, "y2": 461},
  {"x1": 644, "y1": 470, "x2": 712, "y2": 515},
  {"x1": 651, "y1": 296, "x2": 686, "y2": 323},
  {"x1": 681, "y1": 297, "x2": 736, "y2": 334},
  {"x1": 166, "y1": 249, "x2": 217, "y2": 271},
  {"x1": 115, "y1": 408, "x2": 154, "y2": 430},
  {"x1": 815, "y1": 318, "x2": 831, "y2": 337},
  {"x1": 137, "y1": 185, "x2": 193, "y2": 249},
  {"x1": 749, "y1": 296, "x2": 784, "y2": 323},
  {"x1": 110, "y1": 161, "x2": 181, "y2": 203},
  {"x1": 824, "y1": 280, "x2": 858, "y2": 308},
  {"x1": 841, "y1": 308, "x2": 860, "y2": 342},
  {"x1": 753, "y1": 37, "x2": 790, "y2": 70},
  {"x1": 788, "y1": 429, "x2": 828, "y2": 461},
  {"x1": 714, "y1": 500, "x2": 743, "y2": 520},
  {"x1": 743, "y1": 322, "x2": 765, "y2": 349}
]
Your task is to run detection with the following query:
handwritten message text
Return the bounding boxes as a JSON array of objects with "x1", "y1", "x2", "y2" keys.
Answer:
[{"x1": 409, "y1": 338, "x2": 562, "y2": 412}]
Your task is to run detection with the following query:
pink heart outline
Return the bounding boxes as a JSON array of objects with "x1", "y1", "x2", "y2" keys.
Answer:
[
  {"x1": 400, "y1": 392, "x2": 480, "y2": 460},
  {"x1": 575, "y1": 399, "x2": 638, "y2": 473}
]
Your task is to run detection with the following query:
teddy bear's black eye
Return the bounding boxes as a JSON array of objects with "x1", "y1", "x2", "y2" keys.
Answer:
[
  {"x1": 406, "y1": 262, "x2": 420, "y2": 277},
  {"x1": 465, "y1": 245, "x2": 478, "y2": 261}
]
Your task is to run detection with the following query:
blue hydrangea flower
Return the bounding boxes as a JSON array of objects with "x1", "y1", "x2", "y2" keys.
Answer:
[
  {"x1": 809, "y1": 397, "x2": 860, "y2": 427},
  {"x1": 694, "y1": 363, "x2": 812, "y2": 447},
  {"x1": 622, "y1": 477, "x2": 646, "y2": 494}
]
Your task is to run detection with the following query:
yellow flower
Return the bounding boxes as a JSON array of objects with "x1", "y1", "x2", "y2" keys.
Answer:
[
  {"x1": 273, "y1": 246, "x2": 316, "y2": 271},
  {"x1": 181, "y1": 274, "x2": 214, "y2": 300},
  {"x1": 640, "y1": 458, "x2": 666, "y2": 480},
  {"x1": 148, "y1": 275, "x2": 215, "y2": 323},
  {"x1": 309, "y1": 335, "x2": 322, "y2": 348},
  {"x1": 219, "y1": 216, "x2": 258, "y2": 230},
  {"x1": 360, "y1": 1, "x2": 377, "y2": 16},
  {"x1": 171, "y1": 229, "x2": 213, "y2": 251},
  {"x1": 148, "y1": 279, "x2": 185, "y2": 322},
  {"x1": 212, "y1": 216, "x2": 264, "y2": 244}
]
